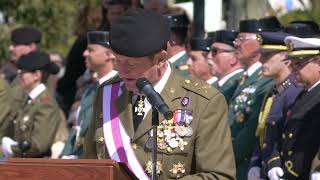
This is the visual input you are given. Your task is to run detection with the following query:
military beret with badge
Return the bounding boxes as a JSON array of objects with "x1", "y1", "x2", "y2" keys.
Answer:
[
  {"x1": 190, "y1": 37, "x2": 213, "y2": 52},
  {"x1": 110, "y1": 8, "x2": 170, "y2": 57},
  {"x1": 163, "y1": 13, "x2": 189, "y2": 29},
  {"x1": 17, "y1": 51, "x2": 60, "y2": 74},
  {"x1": 11, "y1": 27, "x2": 42, "y2": 45}
]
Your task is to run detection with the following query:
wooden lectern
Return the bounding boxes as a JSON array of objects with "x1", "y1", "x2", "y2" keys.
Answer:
[{"x1": 0, "y1": 158, "x2": 137, "y2": 180}]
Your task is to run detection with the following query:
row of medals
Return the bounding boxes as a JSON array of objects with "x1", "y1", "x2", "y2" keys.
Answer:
[{"x1": 145, "y1": 119, "x2": 193, "y2": 152}]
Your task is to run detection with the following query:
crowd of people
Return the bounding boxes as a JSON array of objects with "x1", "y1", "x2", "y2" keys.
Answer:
[{"x1": 0, "y1": 0, "x2": 320, "y2": 180}]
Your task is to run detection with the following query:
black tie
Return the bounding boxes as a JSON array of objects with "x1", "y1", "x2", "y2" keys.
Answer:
[{"x1": 133, "y1": 95, "x2": 145, "y2": 131}]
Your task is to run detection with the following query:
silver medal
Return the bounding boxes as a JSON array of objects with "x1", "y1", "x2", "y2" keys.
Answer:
[
  {"x1": 176, "y1": 126, "x2": 187, "y2": 137},
  {"x1": 185, "y1": 126, "x2": 193, "y2": 137}
]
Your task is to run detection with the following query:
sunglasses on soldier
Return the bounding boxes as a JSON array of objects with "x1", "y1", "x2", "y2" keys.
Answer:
[{"x1": 210, "y1": 47, "x2": 235, "y2": 56}]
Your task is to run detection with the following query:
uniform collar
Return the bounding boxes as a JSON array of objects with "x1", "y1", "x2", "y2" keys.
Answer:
[
  {"x1": 168, "y1": 51, "x2": 186, "y2": 63},
  {"x1": 218, "y1": 69, "x2": 244, "y2": 87},
  {"x1": 29, "y1": 83, "x2": 46, "y2": 100},
  {"x1": 308, "y1": 79, "x2": 320, "y2": 92},
  {"x1": 98, "y1": 70, "x2": 118, "y2": 85},
  {"x1": 207, "y1": 76, "x2": 218, "y2": 85},
  {"x1": 246, "y1": 61, "x2": 262, "y2": 77}
]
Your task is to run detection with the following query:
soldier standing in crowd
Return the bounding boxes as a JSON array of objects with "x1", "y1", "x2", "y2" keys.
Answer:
[
  {"x1": 83, "y1": 8, "x2": 236, "y2": 179},
  {"x1": 60, "y1": 31, "x2": 117, "y2": 159},
  {"x1": 228, "y1": 19, "x2": 276, "y2": 180},
  {"x1": 248, "y1": 31, "x2": 303, "y2": 180},
  {"x1": 208, "y1": 30, "x2": 244, "y2": 104},
  {"x1": 187, "y1": 37, "x2": 217, "y2": 85},
  {"x1": 1, "y1": 51, "x2": 62, "y2": 158},
  {"x1": 0, "y1": 77, "x2": 14, "y2": 140},
  {"x1": 4, "y1": 27, "x2": 42, "y2": 110},
  {"x1": 164, "y1": 13, "x2": 190, "y2": 76},
  {"x1": 276, "y1": 36, "x2": 320, "y2": 180}
]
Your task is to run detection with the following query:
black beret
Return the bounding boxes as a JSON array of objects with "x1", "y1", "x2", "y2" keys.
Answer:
[
  {"x1": 259, "y1": 16, "x2": 283, "y2": 32},
  {"x1": 11, "y1": 27, "x2": 42, "y2": 45},
  {"x1": 17, "y1": 51, "x2": 59, "y2": 74},
  {"x1": 239, "y1": 19, "x2": 264, "y2": 33},
  {"x1": 214, "y1": 30, "x2": 239, "y2": 47},
  {"x1": 110, "y1": 8, "x2": 170, "y2": 57},
  {"x1": 163, "y1": 13, "x2": 189, "y2": 28},
  {"x1": 87, "y1": 31, "x2": 110, "y2": 47},
  {"x1": 283, "y1": 21, "x2": 320, "y2": 38},
  {"x1": 190, "y1": 37, "x2": 213, "y2": 52}
]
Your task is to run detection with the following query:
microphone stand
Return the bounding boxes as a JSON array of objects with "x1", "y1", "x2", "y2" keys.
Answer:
[{"x1": 151, "y1": 107, "x2": 159, "y2": 180}]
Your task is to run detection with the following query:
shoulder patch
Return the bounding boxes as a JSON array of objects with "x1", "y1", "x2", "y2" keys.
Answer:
[{"x1": 182, "y1": 76, "x2": 218, "y2": 100}]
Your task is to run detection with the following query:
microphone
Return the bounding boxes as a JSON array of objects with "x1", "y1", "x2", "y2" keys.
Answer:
[{"x1": 136, "y1": 78, "x2": 173, "y2": 120}]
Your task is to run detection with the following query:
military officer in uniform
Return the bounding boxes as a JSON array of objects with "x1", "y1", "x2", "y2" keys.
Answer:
[
  {"x1": 0, "y1": 77, "x2": 15, "y2": 140},
  {"x1": 83, "y1": 8, "x2": 236, "y2": 179},
  {"x1": 187, "y1": 37, "x2": 218, "y2": 85},
  {"x1": 1, "y1": 51, "x2": 62, "y2": 158},
  {"x1": 207, "y1": 30, "x2": 244, "y2": 104},
  {"x1": 228, "y1": 19, "x2": 276, "y2": 180},
  {"x1": 276, "y1": 36, "x2": 320, "y2": 180},
  {"x1": 60, "y1": 31, "x2": 117, "y2": 159},
  {"x1": 247, "y1": 31, "x2": 303, "y2": 180},
  {"x1": 164, "y1": 13, "x2": 190, "y2": 76}
]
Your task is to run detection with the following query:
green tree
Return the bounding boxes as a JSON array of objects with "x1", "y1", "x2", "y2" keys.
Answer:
[{"x1": 0, "y1": 0, "x2": 100, "y2": 62}]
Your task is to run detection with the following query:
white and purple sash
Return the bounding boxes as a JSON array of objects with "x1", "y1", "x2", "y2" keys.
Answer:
[{"x1": 102, "y1": 82, "x2": 149, "y2": 180}]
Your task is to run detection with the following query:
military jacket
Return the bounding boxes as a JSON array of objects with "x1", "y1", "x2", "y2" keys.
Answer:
[
  {"x1": 11, "y1": 88, "x2": 62, "y2": 157},
  {"x1": 61, "y1": 82, "x2": 98, "y2": 157},
  {"x1": 228, "y1": 68, "x2": 273, "y2": 180},
  {"x1": 218, "y1": 71, "x2": 243, "y2": 105},
  {"x1": 279, "y1": 83, "x2": 320, "y2": 179},
  {"x1": 0, "y1": 77, "x2": 15, "y2": 139},
  {"x1": 249, "y1": 75, "x2": 303, "y2": 178},
  {"x1": 170, "y1": 52, "x2": 189, "y2": 76},
  {"x1": 83, "y1": 70, "x2": 236, "y2": 180}
]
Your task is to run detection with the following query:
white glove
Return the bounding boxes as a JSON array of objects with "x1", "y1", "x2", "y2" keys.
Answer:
[
  {"x1": 268, "y1": 167, "x2": 284, "y2": 180},
  {"x1": 1, "y1": 137, "x2": 18, "y2": 157},
  {"x1": 248, "y1": 166, "x2": 261, "y2": 180},
  {"x1": 311, "y1": 171, "x2": 320, "y2": 180},
  {"x1": 61, "y1": 155, "x2": 79, "y2": 159}
]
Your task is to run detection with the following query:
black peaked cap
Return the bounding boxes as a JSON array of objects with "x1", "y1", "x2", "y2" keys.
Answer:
[
  {"x1": 214, "y1": 30, "x2": 239, "y2": 47},
  {"x1": 110, "y1": 8, "x2": 170, "y2": 57},
  {"x1": 190, "y1": 37, "x2": 213, "y2": 52},
  {"x1": 87, "y1": 31, "x2": 110, "y2": 47}
]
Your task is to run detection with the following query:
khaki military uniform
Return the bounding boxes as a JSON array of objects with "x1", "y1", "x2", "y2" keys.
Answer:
[
  {"x1": 0, "y1": 77, "x2": 15, "y2": 139},
  {"x1": 83, "y1": 70, "x2": 236, "y2": 179},
  {"x1": 10, "y1": 88, "x2": 62, "y2": 157}
]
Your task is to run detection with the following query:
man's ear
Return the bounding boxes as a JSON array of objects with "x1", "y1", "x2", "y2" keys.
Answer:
[
  {"x1": 34, "y1": 70, "x2": 42, "y2": 81},
  {"x1": 155, "y1": 50, "x2": 168, "y2": 65}
]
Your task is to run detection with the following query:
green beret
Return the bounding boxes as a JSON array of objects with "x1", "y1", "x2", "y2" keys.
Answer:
[{"x1": 110, "y1": 8, "x2": 170, "y2": 57}]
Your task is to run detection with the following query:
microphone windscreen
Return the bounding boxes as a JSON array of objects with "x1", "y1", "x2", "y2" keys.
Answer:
[{"x1": 136, "y1": 77, "x2": 151, "y2": 91}]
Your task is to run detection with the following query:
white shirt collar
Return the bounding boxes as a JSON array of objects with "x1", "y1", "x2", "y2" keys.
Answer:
[
  {"x1": 168, "y1": 51, "x2": 186, "y2": 63},
  {"x1": 218, "y1": 69, "x2": 244, "y2": 87},
  {"x1": 246, "y1": 62, "x2": 262, "y2": 77},
  {"x1": 207, "y1": 76, "x2": 218, "y2": 84},
  {"x1": 29, "y1": 83, "x2": 46, "y2": 100},
  {"x1": 98, "y1": 70, "x2": 118, "y2": 85},
  {"x1": 308, "y1": 79, "x2": 320, "y2": 92},
  {"x1": 133, "y1": 62, "x2": 172, "y2": 119}
]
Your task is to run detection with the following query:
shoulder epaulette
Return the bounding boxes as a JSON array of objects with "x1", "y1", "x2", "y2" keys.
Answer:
[{"x1": 182, "y1": 76, "x2": 218, "y2": 100}]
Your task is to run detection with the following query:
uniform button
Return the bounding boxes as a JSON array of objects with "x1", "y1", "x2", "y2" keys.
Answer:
[
  {"x1": 282, "y1": 133, "x2": 286, "y2": 139},
  {"x1": 289, "y1": 133, "x2": 293, "y2": 138},
  {"x1": 262, "y1": 161, "x2": 265, "y2": 165},
  {"x1": 288, "y1": 151, "x2": 293, "y2": 156},
  {"x1": 132, "y1": 143, "x2": 137, "y2": 150},
  {"x1": 98, "y1": 137, "x2": 104, "y2": 143},
  {"x1": 262, "y1": 143, "x2": 267, "y2": 149},
  {"x1": 272, "y1": 121, "x2": 276, "y2": 126},
  {"x1": 280, "y1": 151, "x2": 284, "y2": 156}
]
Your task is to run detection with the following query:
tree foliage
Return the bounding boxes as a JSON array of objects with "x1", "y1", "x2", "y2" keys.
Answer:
[{"x1": 0, "y1": 0, "x2": 100, "y2": 62}]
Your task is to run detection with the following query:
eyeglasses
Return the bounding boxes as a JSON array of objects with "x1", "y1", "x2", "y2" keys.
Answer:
[{"x1": 234, "y1": 34, "x2": 262, "y2": 45}]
